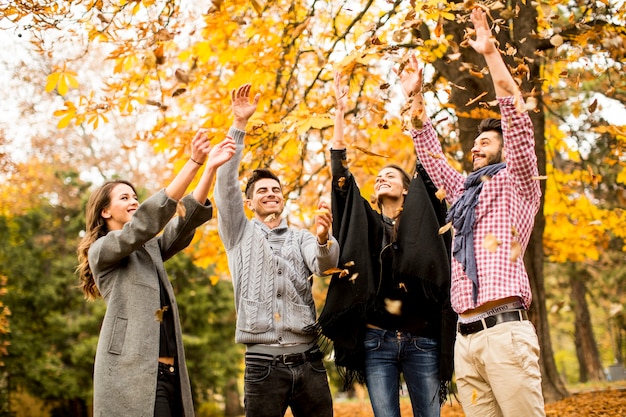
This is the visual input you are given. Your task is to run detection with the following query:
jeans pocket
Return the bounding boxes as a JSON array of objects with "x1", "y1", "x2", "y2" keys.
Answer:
[
  {"x1": 363, "y1": 330, "x2": 383, "y2": 352},
  {"x1": 244, "y1": 361, "x2": 272, "y2": 383},
  {"x1": 306, "y1": 358, "x2": 328, "y2": 374},
  {"x1": 411, "y1": 336, "x2": 438, "y2": 353}
]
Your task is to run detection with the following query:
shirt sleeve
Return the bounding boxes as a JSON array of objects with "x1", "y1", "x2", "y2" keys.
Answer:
[
  {"x1": 497, "y1": 96, "x2": 541, "y2": 207},
  {"x1": 410, "y1": 121, "x2": 465, "y2": 206}
]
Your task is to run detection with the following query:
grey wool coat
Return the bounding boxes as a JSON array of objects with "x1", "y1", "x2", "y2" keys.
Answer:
[{"x1": 88, "y1": 189, "x2": 213, "y2": 417}]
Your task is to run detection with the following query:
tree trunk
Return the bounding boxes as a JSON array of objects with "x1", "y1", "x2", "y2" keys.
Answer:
[
  {"x1": 569, "y1": 264, "x2": 606, "y2": 382},
  {"x1": 224, "y1": 377, "x2": 244, "y2": 417}
]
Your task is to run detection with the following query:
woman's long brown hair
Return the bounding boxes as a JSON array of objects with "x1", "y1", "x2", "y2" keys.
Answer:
[{"x1": 76, "y1": 180, "x2": 136, "y2": 301}]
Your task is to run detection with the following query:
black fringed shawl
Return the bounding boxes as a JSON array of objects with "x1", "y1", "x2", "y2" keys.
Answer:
[{"x1": 318, "y1": 149, "x2": 456, "y2": 400}]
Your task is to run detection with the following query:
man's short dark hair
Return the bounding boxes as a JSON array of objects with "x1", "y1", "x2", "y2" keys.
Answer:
[
  {"x1": 477, "y1": 118, "x2": 503, "y2": 138},
  {"x1": 244, "y1": 168, "x2": 281, "y2": 199}
]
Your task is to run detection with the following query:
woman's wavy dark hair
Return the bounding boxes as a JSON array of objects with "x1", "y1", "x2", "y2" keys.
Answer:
[{"x1": 76, "y1": 180, "x2": 136, "y2": 301}]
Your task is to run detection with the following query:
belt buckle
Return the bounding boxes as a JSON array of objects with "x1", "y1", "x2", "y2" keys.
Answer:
[{"x1": 281, "y1": 353, "x2": 302, "y2": 366}]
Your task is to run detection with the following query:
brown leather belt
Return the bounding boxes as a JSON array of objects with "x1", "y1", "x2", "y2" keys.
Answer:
[{"x1": 458, "y1": 310, "x2": 528, "y2": 336}]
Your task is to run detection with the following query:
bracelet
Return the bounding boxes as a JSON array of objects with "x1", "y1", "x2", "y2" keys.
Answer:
[{"x1": 190, "y1": 157, "x2": 204, "y2": 166}]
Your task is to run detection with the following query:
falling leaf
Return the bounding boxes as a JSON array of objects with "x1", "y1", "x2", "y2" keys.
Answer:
[
  {"x1": 154, "y1": 44, "x2": 165, "y2": 65},
  {"x1": 384, "y1": 298, "x2": 402, "y2": 315},
  {"x1": 323, "y1": 267, "x2": 344, "y2": 275},
  {"x1": 510, "y1": 241, "x2": 522, "y2": 262},
  {"x1": 176, "y1": 200, "x2": 187, "y2": 218},
  {"x1": 175, "y1": 68, "x2": 190, "y2": 83},
  {"x1": 339, "y1": 269, "x2": 349, "y2": 278},
  {"x1": 337, "y1": 177, "x2": 346, "y2": 188},
  {"x1": 172, "y1": 88, "x2": 187, "y2": 97},
  {"x1": 588, "y1": 98, "x2": 598, "y2": 113},
  {"x1": 155, "y1": 306, "x2": 169, "y2": 322},
  {"x1": 264, "y1": 213, "x2": 276, "y2": 223},
  {"x1": 349, "y1": 273, "x2": 359, "y2": 282},
  {"x1": 471, "y1": 389, "x2": 478, "y2": 404},
  {"x1": 435, "y1": 188, "x2": 446, "y2": 201},
  {"x1": 531, "y1": 175, "x2": 548, "y2": 180},
  {"x1": 468, "y1": 68, "x2": 485, "y2": 79},
  {"x1": 439, "y1": 222, "x2": 452, "y2": 235},
  {"x1": 511, "y1": 225, "x2": 519, "y2": 237},
  {"x1": 483, "y1": 233, "x2": 501, "y2": 252},
  {"x1": 344, "y1": 261, "x2": 355, "y2": 267},
  {"x1": 550, "y1": 34, "x2": 564, "y2": 47},
  {"x1": 274, "y1": 312, "x2": 281, "y2": 321},
  {"x1": 250, "y1": 0, "x2": 263, "y2": 15},
  {"x1": 352, "y1": 145, "x2": 389, "y2": 158},
  {"x1": 427, "y1": 151, "x2": 443, "y2": 159},
  {"x1": 466, "y1": 92, "x2": 488, "y2": 106},
  {"x1": 398, "y1": 282, "x2": 407, "y2": 292},
  {"x1": 379, "y1": 83, "x2": 390, "y2": 90}
]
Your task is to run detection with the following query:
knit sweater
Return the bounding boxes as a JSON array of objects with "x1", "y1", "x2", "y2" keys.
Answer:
[{"x1": 214, "y1": 127, "x2": 340, "y2": 346}]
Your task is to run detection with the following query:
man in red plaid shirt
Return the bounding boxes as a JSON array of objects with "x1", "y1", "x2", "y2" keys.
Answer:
[{"x1": 398, "y1": 8, "x2": 546, "y2": 417}]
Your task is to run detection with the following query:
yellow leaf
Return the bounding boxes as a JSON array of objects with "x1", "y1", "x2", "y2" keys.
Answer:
[
  {"x1": 439, "y1": 222, "x2": 452, "y2": 235},
  {"x1": 482, "y1": 233, "x2": 501, "y2": 252},
  {"x1": 384, "y1": 298, "x2": 402, "y2": 315},
  {"x1": 510, "y1": 241, "x2": 522, "y2": 262},
  {"x1": 57, "y1": 75, "x2": 69, "y2": 96},
  {"x1": 45, "y1": 72, "x2": 61, "y2": 93},
  {"x1": 250, "y1": 0, "x2": 263, "y2": 15}
]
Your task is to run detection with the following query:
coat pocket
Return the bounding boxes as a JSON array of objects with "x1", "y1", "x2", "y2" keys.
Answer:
[{"x1": 107, "y1": 316, "x2": 128, "y2": 355}]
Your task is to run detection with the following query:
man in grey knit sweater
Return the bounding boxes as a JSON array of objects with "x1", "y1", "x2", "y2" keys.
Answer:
[{"x1": 214, "y1": 83, "x2": 340, "y2": 417}]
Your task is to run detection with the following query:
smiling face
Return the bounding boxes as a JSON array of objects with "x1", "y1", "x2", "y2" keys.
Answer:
[
  {"x1": 471, "y1": 130, "x2": 504, "y2": 170},
  {"x1": 245, "y1": 177, "x2": 285, "y2": 220},
  {"x1": 101, "y1": 183, "x2": 139, "y2": 231},
  {"x1": 375, "y1": 166, "x2": 409, "y2": 202}
]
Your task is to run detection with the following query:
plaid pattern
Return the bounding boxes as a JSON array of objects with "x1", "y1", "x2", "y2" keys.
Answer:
[{"x1": 411, "y1": 96, "x2": 541, "y2": 314}]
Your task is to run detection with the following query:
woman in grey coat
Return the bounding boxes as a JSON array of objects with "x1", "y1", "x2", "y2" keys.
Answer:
[{"x1": 76, "y1": 130, "x2": 236, "y2": 417}]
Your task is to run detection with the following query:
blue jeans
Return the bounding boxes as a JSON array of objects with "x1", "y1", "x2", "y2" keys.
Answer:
[
  {"x1": 364, "y1": 327, "x2": 440, "y2": 417},
  {"x1": 243, "y1": 355, "x2": 333, "y2": 417}
]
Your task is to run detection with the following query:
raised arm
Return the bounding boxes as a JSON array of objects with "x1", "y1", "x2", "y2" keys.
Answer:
[
  {"x1": 214, "y1": 83, "x2": 261, "y2": 249},
  {"x1": 332, "y1": 71, "x2": 348, "y2": 150},
  {"x1": 192, "y1": 131, "x2": 237, "y2": 203},
  {"x1": 164, "y1": 131, "x2": 211, "y2": 201},
  {"x1": 396, "y1": 54, "x2": 428, "y2": 128},
  {"x1": 468, "y1": 7, "x2": 518, "y2": 98}
]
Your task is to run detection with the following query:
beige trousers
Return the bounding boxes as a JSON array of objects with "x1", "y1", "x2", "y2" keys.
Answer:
[{"x1": 454, "y1": 320, "x2": 546, "y2": 417}]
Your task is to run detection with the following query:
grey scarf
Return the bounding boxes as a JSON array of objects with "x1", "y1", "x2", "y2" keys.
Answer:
[{"x1": 446, "y1": 162, "x2": 506, "y2": 303}]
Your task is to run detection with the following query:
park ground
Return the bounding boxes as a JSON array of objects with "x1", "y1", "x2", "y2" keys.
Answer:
[{"x1": 287, "y1": 380, "x2": 626, "y2": 417}]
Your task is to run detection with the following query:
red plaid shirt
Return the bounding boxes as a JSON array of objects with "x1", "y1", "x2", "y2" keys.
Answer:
[{"x1": 411, "y1": 96, "x2": 541, "y2": 314}]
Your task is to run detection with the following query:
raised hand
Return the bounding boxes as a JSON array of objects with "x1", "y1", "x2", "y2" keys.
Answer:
[
  {"x1": 395, "y1": 54, "x2": 423, "y2": 99},
  {"x1": 334, "y1": 71, "x2": 348, "y2": 113},
  {"x1": 468, "y1": 8, "x2": 498, "y2": 57},
  {"x1": 232, "y1": 83, "x2": 260, "y2": 129},
  {"x1": 189, "y1": 128, "x2": 212, "y2": 165},
  {"x1": 314, "y1": 201, "x2": 333, "y2": 245},
  {"x1": 207, "y1": 136, "x2": 236, "y2": 169}
]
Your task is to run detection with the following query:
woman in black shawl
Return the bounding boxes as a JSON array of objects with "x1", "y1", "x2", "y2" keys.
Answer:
[{"x1": 318, "y1": 72, "x2": 456, "y2": 417}]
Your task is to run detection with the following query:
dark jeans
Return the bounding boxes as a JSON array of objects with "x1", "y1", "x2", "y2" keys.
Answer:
[
  {"x1": 364, "y1": 327, "x2": 440, "y2": 417},
  {"x1": 243, "y1": 354, "x2": 333, "y2": 417},
  {"x1": 154, "y1": 362, "x2": 182, "y2": 417}
]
